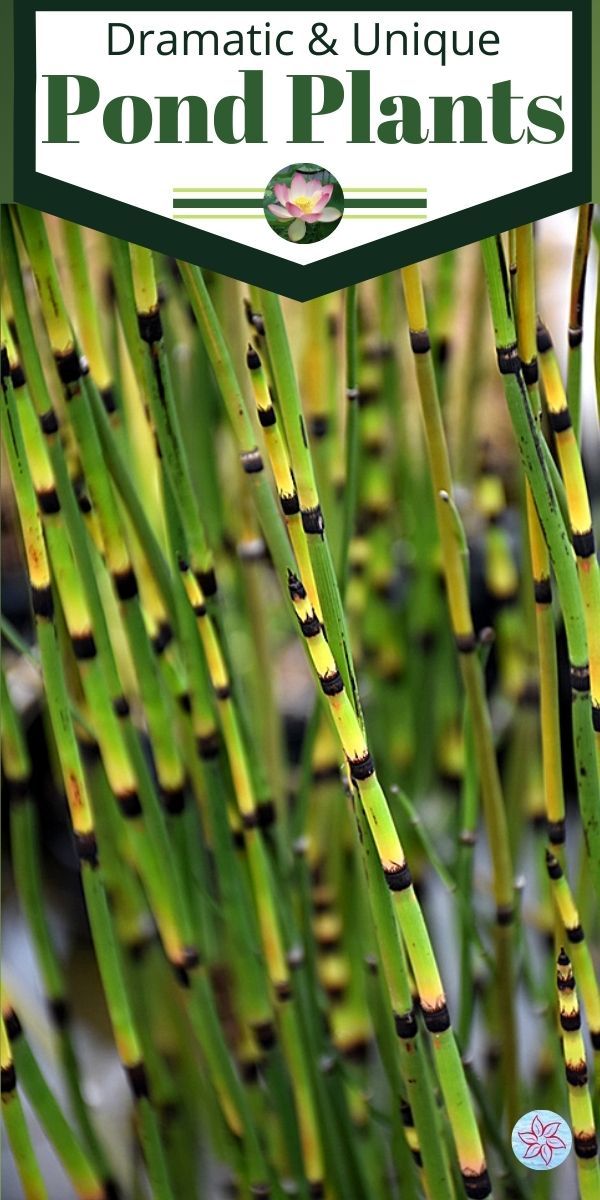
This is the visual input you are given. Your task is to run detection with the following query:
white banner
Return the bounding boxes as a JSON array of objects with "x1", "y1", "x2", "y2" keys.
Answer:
[{"x1": 36, "y1": 10, "x2": 572, "y2": 265}]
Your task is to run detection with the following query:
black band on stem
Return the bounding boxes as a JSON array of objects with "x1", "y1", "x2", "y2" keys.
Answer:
[
  {"x1": 280, "y1": 493, "x2": 300, "y2": 516},
  {"x1": 126, "y1": 1062, "x2": 150, "y2": 1100},
  {"x1": 197, "y1": 731, "x2": 220, "y2": 760},
  {"x1": 462, "y1": 1171, "x2": 491, "y2": 1199},
  {"x1": 71, "y1": 632, "x2": 97, "y2": 661},
  {"x1": 31, "y1": 584, "x2": 54, "y2": 619},
  {"x1": 162, "y1": 786, "x2": 186, "y2": 815},
  {"x1": 4, "y1": 1010, "x2": 22, "y2": 1041},
  {"x1": 384, "y1": 863, "x2": 412, "y2": 892},
  {"x1": 55, "y1": 349, "x2": 82, "y2": 385},
  {"x1": 421, "y1": 1003, "x2": 450, "y2": 1033},
  {"x1": 548, "y1": 408, "x2": 571, "y2": 434},
  {"x1": 113, "y1": 568, "x2": 138, "y2": 601},
  {"x1": 137, "y1": 310, "x2": 163, "y2": 344},
  {"x1": 349, "y1": 753, "x2": 375, "y2": 781},
  {"x1": 572, "y1": 529, "x2": 595, "y2": 559},
  {"x1": 118, "y1": 791, "x2": 143, "y2": 819},
  {"x1": 320, "y1": 671, "x2": 344, "y2": 697},
  {"x1": 40, "y1": 408, "x2": 59, "y2": 435},
  {"x1": 533, "y1": 577, "x2": 552, "y2": 605},
  {"x1": 241, "y1": 448, "x2": 264, "y2": 474},
  {"x1": 574, "y1": 1133, "x2": 598, "y2": 1159},
  {"x1": 409, "y1": 330, "x2": 430, "y2": 354},
  {"x1": 547, "y1": 819, "x2": 566, "y2": 846},
  {"x1": 570, "y1": 664, "x2": 590, "y2": 693},
  {"x1": 496, "y1": 344, "x2": 520, "y2": 375},
  {"x1": 521, "y1": 358, "x2": 538, "y2": 385},
  {"x1": 394, "y1": 1010, "x2": 418, "y2": 1039},
  {"x1": 301, "y1": 505, "x2": 324, "y2": 535},
  {"x1": 566, "y1": 924, "x2": 584, "y2": 944},
  {"x1": 36, "y1": 487, "x2": 61, "y2": 514},
  {"x1": 299, "y1": 612, "x2": 321, "y2": 638},
  {"x1": 196, "y1": 568, "x2": 217, "y2": 598},
  {"x1": 1, "y1": 1065, "x2": 16, "y2": 1093},
  {"x1": 257, "y1": 406, "x2": 276, "y2": 427},
  {"x1": 75, "y1": 832, "x2": 99, "y2": 867}
]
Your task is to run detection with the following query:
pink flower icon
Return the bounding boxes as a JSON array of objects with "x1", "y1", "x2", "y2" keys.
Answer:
[
  {"x1": 518, "y1": 1114, "x2": 567, "y2": 1165},
  {"x1": 268, "y1": 172, "x2": 342, "y2": 242}
]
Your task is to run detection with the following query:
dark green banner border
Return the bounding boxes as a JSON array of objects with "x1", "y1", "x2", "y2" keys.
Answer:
[
  {"x1": 594, "y1": 0, "x2": 600, "y2": 201},
  {"x1": 9, "y1": 0, "x2": 592, "y2": 300}
]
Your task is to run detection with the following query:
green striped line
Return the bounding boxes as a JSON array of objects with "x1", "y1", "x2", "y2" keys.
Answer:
[
  {"x1": 173, "y1": 198, "x2": 427, "y2": 210},
  {"x1": 172, "y1": 187, "x2": 427, "y2": 193},
  {"x1": 173, "y1": 214, "x2": 426, "y2": 221}
]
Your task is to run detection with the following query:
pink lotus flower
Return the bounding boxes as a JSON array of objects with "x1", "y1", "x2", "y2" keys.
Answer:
[
  {"x1": 518, "y1": 1114, "x2": 567, "y2": 1166},
  {"x1": 268, "y1": 172, "x2": 342, "y2": 242}
]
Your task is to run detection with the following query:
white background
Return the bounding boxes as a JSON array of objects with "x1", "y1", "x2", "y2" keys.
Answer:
[{"x1": 36, "y1": 11, "x2": 573, "y2": 265}]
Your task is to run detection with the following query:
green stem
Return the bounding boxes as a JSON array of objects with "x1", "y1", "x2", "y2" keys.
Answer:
[
  {"x1": 256, "y1": 288, "x2": 360, "y2": 718},
  {"x1": 481, "y1": 234, "x2": 600, "y2": 894},
  {"x1": 338, "y1": 284, "x2": 361, "y2": 591}
]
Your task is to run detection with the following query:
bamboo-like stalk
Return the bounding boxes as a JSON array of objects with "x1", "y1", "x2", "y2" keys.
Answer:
[
  {"x1": 400, "y1": 262, "x2": 519, "y2": 1127},
  {"x1": 177, "y1": 261, "x2": 294, "y2": 586},
  {"x1": 567, "y1": 204, "x2": 594, "y2": 441},
  {"x1": 481, "y1": 234, "x2": 600, "y2": 893},
  {"x1": 287, "y1": 572, "x2": 492, "y2": 1199},
  {"x1": 546, "y1": 852, "x2": 600, "y2": 1074},
  {"x1": 1, "y1": 310, "x2": 193, "y2": 977},
  {"x1": 455, "y1": 708, "x2": 479, "y2": 1049},
  {"x1": 353, "y1": 802, "x2": 457, "y2": 1198},
  {"x1": 171, "y1": 264, "x2": 493, "y2": 1196},
  {"x1": 255, "y1": 288, "x2": 360, "y2": 716},
  {"x1": 1, "y1": 997, "x2": 106, "y2": 1200},
  {"x1": 61, "y1": 220, "x2": 116, "y2": 415},
  {"x1": 536, "y1": 316, "x2": 600, "y2": 763},
  {"x1": 4, "y1": 209, "x2": 600, "y2": 1200},
  {"x1": 338, "y1": 283, "x2": 361, "y2": 588},
  {"x1": 246, "y1": 343, "x2": 322, "y2": 621},
  {"x1": 1, "y1": 1014, "x2": 49, "y2": 1200},
  {"x1": 514, "y1": 223, "x2": 566, "y2": 851},
  {"x1": 130, "y1": 254, "x2": 336, "y2": 1195},
  {"x1": 133, "y1": 259, "x2": 334, "y2": 1194},
  {"x1": 1, "y1": 337, "x2": 175, "y2": 1200},
  {"x1": 556, "y1": 949, "x2": 600, "y2": 1198},
  {"x1": 1, "y1": 670, "x2": 116, "y2": 1190},
  {"x1": 6, "y1": 211, "x2": 174, "y2": 620},
  {"x1": 2, "y1": 295, "x2": 267, "y2": 1192}
]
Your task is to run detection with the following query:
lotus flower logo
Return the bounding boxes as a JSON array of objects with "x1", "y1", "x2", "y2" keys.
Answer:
[
  {"x1": 512, "y1": 1109, "x2": 571, "y2": 1171},
  {"x1": 264, "y1": 164, "x2": 344, "y2": 245}
]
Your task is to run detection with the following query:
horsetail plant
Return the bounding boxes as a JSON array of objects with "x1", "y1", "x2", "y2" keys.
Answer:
[
  {"x1": 2, "y1": 205, "x2": 599, "y2": 1200},
  {"x1": 567, "y1": 204, "x2": 594, "y2": 442},
  {"x1": 482, "y1": 233, "x2": 600, "y2": 892},
  {"x1": 400, "y1": 261, "x2": 518, "y2": 1128},
  {"x1": 514, "y1": 223, "x2": 567, "y2": 854},
  {"x1": 555, "y1": 950, "x2": 600, "y2": 1197},
  {"x1": 1, "y1": 1012, "x2": 49, "y2": 1200}
]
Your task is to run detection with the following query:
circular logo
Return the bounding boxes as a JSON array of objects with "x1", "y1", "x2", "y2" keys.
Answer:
[
  {"x1": 512, "y1": 1110, "x2": 572, "y2": 1170},
  {"x1": 263, "y1": 163, "x2": 344, "y2": 245}
]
